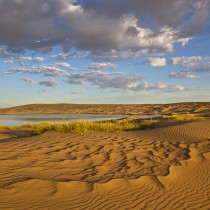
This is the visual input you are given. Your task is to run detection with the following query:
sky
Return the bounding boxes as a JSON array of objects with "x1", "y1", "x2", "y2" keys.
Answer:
[{"x1": 0, "y1": 0, "x2": 210, "y2": 107}]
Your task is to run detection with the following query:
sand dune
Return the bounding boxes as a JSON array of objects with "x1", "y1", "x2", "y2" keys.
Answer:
[
  {"x1": 0, "y1": 120, "x2": 210, "y2": 209},
  {"x1": 0, "y1": 102, "x2": 210, "y2": 115}
]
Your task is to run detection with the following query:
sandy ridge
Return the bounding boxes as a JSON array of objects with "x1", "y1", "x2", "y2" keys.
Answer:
[{"x1": 0, "y1": 102, "x2": 210, "y2": 115}]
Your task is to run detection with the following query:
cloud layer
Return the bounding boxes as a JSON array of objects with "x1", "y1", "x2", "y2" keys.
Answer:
[
  {"x1": 0, "y1": 0, "x2": 209, "y2": 101},
  {"x1": 0, "y1": 0, "x2": 209, "y2": 55}
]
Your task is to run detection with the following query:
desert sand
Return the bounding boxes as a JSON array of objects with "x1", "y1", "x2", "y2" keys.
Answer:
[{"x1": 0, "y1": 120, "x2": 210, "y2": 209}]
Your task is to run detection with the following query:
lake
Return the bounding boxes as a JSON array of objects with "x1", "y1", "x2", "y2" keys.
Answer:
[{"x1": 0, "y1": 114, "x2": 161, "y2": 126}]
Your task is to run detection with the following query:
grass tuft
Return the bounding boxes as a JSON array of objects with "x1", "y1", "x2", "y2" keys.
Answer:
[
  {"x1": 0, "y1": 125, "x2": 10, "y2": 130},
  {"x1": 169, "y1": 114, "x2": 205, "y2": 121},
  {"x1": 17, "y1": 119, "x2": 155, "y2": 135}
]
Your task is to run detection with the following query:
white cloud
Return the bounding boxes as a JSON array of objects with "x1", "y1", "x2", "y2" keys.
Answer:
[
  {"x1": 171, "y1": 85, "x2": 186, "y2": 91},
  {"x1": 22, "y1": 77, "x2": 57, "y2": 87},
  {"x1": 169, "y1": 71, "x2": 199, "y2": 79},
  {"x1": 34, "y1": 57, "x2": 44, "y2": 62},
  {"x1": 51, "y1": 52, "x2": 88, "y2": 60},
  {"x1": 22, "y1": 77, "x2": 37, "y2": 84},
  {"x1": 148, "y1": 57, "x2": 166, "y2": 67},
  {"x1": 177, "y1": 38, "x2": 191, "y2": 47},
  {"x1": 5, "y1": 65, "x2": 69, "y2": 77},
  {"x1": 89, "y1": 62, "x2": 117, "y2": 70},
  {"x1": 134, "y1": 82, "x2": 197, "y2": 92},
  {"x1": 4, "y1": 60, "x2": 14, "y2": 64},
  {"x1": 65, "y1": 70, "x2": 144, "y2": 90},
  {"x1": 39, "y1": 78, "x2": 57, "y2": 87},
  {"x1": 65, "y1": 69, "x2": 195, "y2": 92},
  {"x1": 171, "y1": 56, "x2": 210, "y2": 79},
  {"x1": 171, "y1": 56, "x2": 209, "y2": 68},
  {"x1": 5, "y1": 67, "x2": 29, "y2": 74},
  {"x1": 34, "y1": 65, "x2": 69, "y2": 77},
  {"x1": 56, "y1": 62, "x2": 71, "y2": 67},
  {"x1": 143, "y1": 82, "x2": 167, "y2": 89},
  {"x1": 20, "y1": 57, "x2": 33, "y2": 61}
]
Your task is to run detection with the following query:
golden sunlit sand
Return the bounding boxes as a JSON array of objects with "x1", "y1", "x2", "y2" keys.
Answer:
[{"x1": 0, "y1": 120, "x2": 210, "y2": 209}]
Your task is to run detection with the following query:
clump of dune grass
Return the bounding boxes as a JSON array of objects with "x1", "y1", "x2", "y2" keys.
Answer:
[
  {"x1": 15, "y1": 123, "x2": 36, "y2": 129},
  {"x1": 139, "y1": 120, "x2": 156, "y2": 129},
  {"x1": 168, "y1": 114, "x2": 205, "y2": 121},
  {"x1": 0, "y1": 125, "x2": 10, "y2": 130},
  {"x1": 18, "y1": 119, "x2": 155, "y2": 135}
]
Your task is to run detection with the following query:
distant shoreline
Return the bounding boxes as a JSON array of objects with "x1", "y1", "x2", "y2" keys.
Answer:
[{"x1": 0, "y1": 102, "x2": 209, "y2": 116}]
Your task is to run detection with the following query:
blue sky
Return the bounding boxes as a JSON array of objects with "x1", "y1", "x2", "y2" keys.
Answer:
[{"x1": 0, "y1": 0, "x2": 210, "y2": 107}]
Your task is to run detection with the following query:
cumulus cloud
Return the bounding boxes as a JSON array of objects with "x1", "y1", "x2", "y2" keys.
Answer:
[
  {"x1": 22, "y1": 77, "x2": 37, "y2": 84},
  {"x1": 169, "y1": 71, "x2": 199, "y2": 79},
  {"x1": 178, "y1": 38, "x2": 191, "y2": 47},
  {"x1": 39, "y1": 78, "x2": 57, "y2": 87},
  {"x1": 51, "y1": 52, "x2": 88, "y2": 60},
  {"x1": 148, "y1": 57, "x2": 166, "y2": 67},
  {"x1": 20, "y1": 57, "x2": 32, "y2": 61},
  {"x1": 56, "y1": 62, "x2": 71, "y2": 67},
  {"x1": 171, "y1": 56, "x2": 210, "y2": 78},
  {"x1": 65, "y1": 69, "x2": 195, "y2": 92},
  {"x1": 65, "y1": 70, "x2": 144, "y2": 90},
  {"x1": 4, "y1": 60, "x2": 14, "y2": 64},
  {"x1": 39, "y1": 65, "x2": 68, "y2": 77},
  {"x1": 171, "y1": 56, "x2": 206, "y2": 68},
  {"x1": 5, "y1": 65, "x2": 68, "y2": 77},
  {"x1": 166, "y1": 85, "x2": 199, "y2": 92},
  {"x1": 34, "y1": 57, "x2": 44, "y2": 62},
  {"x1": 5, "y1": 67, "x2": 29, "y2": 74},
  {"x1": 131, "y1": 82, "x2": 194, "y2": 92},
  {"x1": 129, "y1": 82, "x2": 167, "y2": 91},
  {"x1": 22, "y1": 77, "x2": 57, "y2": 87},
  {"x1": 0, "y1": 0, "x2": 208, "y2": 55},
  {"x1": 194, "y1": 63, "x2": 210, "y2": 72},
  {"x1": 89, "y1": 62, "x2": 117, "y2": 70}
]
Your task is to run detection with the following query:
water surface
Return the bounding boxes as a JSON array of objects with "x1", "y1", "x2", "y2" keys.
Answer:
[{"x1": 0, "y1": 114, "x2": 161, "y2": 126}]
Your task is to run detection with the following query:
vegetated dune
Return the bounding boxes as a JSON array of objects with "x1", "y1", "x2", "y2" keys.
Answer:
[
  {"x1": 0, "y1": 120, "x2": 210, "y2": 209},
  {"x1": 0, "y1": 102, "x2": 210, "y2": 115}
]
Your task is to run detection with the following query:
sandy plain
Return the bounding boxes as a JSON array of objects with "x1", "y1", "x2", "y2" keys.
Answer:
[{"x1": 0, "y1": 120, "x2": 210, "y2": 209}]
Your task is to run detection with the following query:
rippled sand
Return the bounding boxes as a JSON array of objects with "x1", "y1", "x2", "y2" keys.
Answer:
[{"x1": 0, "y1": 120, "x2": 210, "y2": 209}]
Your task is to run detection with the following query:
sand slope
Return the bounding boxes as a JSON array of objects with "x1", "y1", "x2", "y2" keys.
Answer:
[{"x1": 0, "y1": 120, "x2": 210, "y2": 209}]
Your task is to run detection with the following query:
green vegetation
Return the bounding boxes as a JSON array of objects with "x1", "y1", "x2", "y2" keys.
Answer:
[{"x1": 17, "y1": 120, "x2": 155, "y2": 135}]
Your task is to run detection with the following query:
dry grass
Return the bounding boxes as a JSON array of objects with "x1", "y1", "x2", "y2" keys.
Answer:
[
  {"x1": 17, "y1": 120, "x2": 155, "y2": 135},
  {"x1": 167, "y1": 114, "x2": 205, "y2": 121},
  {"x1": 0, "y1": 125, "x2": 10, "y2": 130}
]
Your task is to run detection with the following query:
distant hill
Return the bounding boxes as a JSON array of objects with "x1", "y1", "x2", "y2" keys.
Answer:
[{"x1": 0, "y1": 102, "x2": 209, "y2": 116}]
